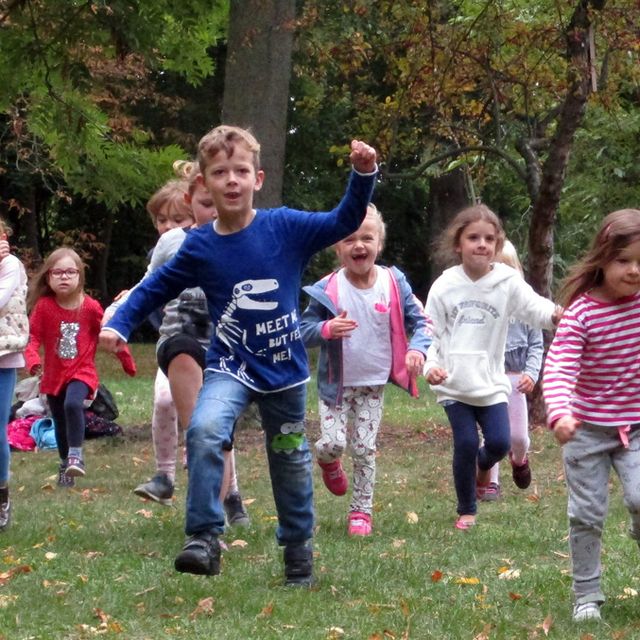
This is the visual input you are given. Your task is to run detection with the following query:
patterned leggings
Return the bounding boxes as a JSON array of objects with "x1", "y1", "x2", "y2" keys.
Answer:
[{"x1": 316, "y1": 385, "x2": 385, "y2": 515}]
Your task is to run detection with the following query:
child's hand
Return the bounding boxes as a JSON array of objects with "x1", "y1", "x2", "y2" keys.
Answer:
[
  {"x1": 553, "y1": 415, "x2": 580, "y2": 445},
  {"x1": 425, "y1": 366, "x2": 448, "y2": 385},
  {"x1": 552, "y1": 304, "x2": 564, "y2": 326},
  {"x1": 516, "y1": 373, "x2": 535, "y2": 394},
  {"x1": 99, "y1": 329, "x2": 125, "y2": 354},
  {"x1": 406, "y1": 350, "x2": 425, "y2": 378},
  {"x1": 350, "y1": 140, "x2": 377, "y2": 174},
  {"x1": 30, "y1": 364, "x2": 42, "y2": 377},
  {"x1": 113, "y1": 289, "x2": 129, "y2": 302},
  {"x1": 325, "y1": 311, "x2": 358, "y2": 339}
]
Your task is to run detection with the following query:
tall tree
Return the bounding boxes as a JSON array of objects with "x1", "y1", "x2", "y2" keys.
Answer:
[
  {"x1": 222, "y1": 0, "x2": 296, "y2": 206},
  {"x1": 0, "y1": 0, "x2": 228, "y2": 294},
  {"x1": 292, "y1": 0, "x2": 640, "y2": 294}
]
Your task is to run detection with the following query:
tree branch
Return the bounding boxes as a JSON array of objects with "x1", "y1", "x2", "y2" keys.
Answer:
[{"x1": 383, "y1": 144, "x2": 527, "y2": 183}]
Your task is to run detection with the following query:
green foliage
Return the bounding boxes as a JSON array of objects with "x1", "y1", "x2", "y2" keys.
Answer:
[{"x1": 0, "y1": 0, "x2": 228, "y2": 209}]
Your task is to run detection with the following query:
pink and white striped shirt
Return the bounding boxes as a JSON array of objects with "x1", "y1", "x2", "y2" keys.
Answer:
[{"x1": 543, "y1": 291, "x2": 640, "y2": 427}]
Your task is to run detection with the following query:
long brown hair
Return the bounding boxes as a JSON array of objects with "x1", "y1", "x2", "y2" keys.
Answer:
[
  {"x1": 435, "y1": 203, "x2": 505, "y2": 267},
  {"x1": 27, "y1": 248, "x2": 85, "y2": 312},
  {"x1": 559, "y1": 208, "x2": 640, "y2": 307}
]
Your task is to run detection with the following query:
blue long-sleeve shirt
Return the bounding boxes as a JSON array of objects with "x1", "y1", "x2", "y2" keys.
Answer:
[{"x1": 105, "y1": 170, "x2": 376, "y2": 392}]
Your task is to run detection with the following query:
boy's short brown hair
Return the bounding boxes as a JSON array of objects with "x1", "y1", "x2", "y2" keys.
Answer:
[{"x1": 197, "y1": 125, "x2": 261, "y2": 173}]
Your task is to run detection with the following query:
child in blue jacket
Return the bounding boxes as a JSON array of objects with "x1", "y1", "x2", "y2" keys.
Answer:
[{"x1": 300, "y1": 204, "x2": 432, "y2": 536}]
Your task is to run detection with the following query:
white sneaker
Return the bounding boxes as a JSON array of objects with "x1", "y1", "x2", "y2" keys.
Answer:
[{"x1": 573, "y1": 601, "x2": 601, "y2": 622}]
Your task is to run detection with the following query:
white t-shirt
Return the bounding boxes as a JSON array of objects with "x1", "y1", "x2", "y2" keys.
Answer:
[{"x1": 338, "y1": 266, "x2": 392, "y2": 387}]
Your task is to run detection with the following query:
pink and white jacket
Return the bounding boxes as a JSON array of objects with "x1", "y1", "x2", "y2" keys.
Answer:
[{"x1": 300, "y1": 266, "x2": 432, "y2": 405}]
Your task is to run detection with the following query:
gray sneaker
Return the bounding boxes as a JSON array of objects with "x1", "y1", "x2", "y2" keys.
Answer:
[
  {"x1": 573, "y1": 601, "x2": 601, "y2": 622},
  {"x1": 133, "y1": 473, "x2": 174, "y2": 506},
  {"x1": 223, "y1": 491, "x2": 250, "y2": 526}
]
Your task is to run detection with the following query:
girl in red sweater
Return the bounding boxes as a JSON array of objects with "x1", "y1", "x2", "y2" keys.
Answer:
[{"x1": 26, "y1": 248, "x2": 133, "y2": 486}]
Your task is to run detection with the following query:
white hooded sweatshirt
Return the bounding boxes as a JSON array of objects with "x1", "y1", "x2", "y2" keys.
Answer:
[{"x1": 425, "y1": 263, "x2": 555, "y2": 406}]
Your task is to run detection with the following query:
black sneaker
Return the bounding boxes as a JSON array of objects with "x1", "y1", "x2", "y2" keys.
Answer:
[
  {"x1": 0, "y1": 488, "x2": 10, "y2": 531},
  {"x1": 283, "y1": 542, "x2": 314, "y2": 587},
  {"x1": 133, "y1": 473, "x2": 174, "y2": 506},
  {"x1": 223, "y1": 491, "x2": 250, "y2": 527},
  {"x1": 174, "y1": 532, "x2": 221, "y2": 575},
  {"x1": 511, "y1": 456, "x2": 532, "y2": 489},
  {"x1": 58, "y1": 463, "x2": 75, "y2": 488}
]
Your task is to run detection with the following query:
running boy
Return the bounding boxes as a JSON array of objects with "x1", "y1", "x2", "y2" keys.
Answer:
[{"x1": 100, "y1": 125, "x2": 377, "y2": 585}]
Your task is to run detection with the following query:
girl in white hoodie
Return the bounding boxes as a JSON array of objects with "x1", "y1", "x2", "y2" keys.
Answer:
[{"x1": 424, "y1": 204, "x2": 560, "y2": 530}]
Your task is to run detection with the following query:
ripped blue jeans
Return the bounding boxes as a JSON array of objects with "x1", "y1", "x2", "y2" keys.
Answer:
[{"x1": 185, "y1": 370, "x2": 313, "y2": 545}]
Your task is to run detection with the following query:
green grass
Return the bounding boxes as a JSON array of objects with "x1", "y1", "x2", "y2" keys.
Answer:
[{"x1": 1, "y1": 344, "x2": 639, "y2": 638}]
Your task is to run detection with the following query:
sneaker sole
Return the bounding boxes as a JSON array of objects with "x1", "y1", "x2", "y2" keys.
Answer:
[
  {"x1": 174, "y1": 553, "x2": 220, "y2": 576},
  {"x1": 65, "y1": 466, "x2": 86, "y2": 478},
  {"x1": 226, "y1": 515, "x2": 251, "y2": 527},
  {"x1": 133, "y1": 487, "x2": 173, "y2": 506}
]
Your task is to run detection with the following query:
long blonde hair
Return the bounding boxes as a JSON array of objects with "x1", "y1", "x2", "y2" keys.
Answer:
[
  {"x1": 559, "y1": 208, "x2": 640, "y2": 307},
  {"x1": 27, "y1": 248, "x2": 85, "y2": 312}
]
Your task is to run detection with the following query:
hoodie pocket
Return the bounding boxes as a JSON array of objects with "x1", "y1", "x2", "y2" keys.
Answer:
[{"x1": 446, "y1": 352, "x2": 492, "y2": 397}]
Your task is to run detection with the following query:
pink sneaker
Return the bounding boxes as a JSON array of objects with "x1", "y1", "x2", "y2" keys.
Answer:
[
  {"x1": 348, "y1": 511, "x2": 372, "y2": 536},
  {"x1": 318, "y1": 460, "x2": 348, "y2": 496}
]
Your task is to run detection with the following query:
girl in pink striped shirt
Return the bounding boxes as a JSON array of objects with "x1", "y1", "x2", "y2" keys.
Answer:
[{"x1": 543, "y1": 208, "x2": 640, "y2": 623}]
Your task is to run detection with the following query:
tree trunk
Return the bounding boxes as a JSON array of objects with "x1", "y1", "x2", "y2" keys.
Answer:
[
  {"x1": 527, "y1": 0, "x2": 607, "y2": 424},
  {"x1": 222, "y1": 0, "x2": 296, "y2": 207},
  {"x1": 426, "y1": 168, "x2": 469, "y2": 286},
  {"x1": 95, "y1": 211, "x2": 114, "y2": 304},
  {"x1": 527, "y1": 0, "x2": 604, "y2": 299}
]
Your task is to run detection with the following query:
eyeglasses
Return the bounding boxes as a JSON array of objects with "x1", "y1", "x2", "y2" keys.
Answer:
[{"x1": 49, "y1": 268, "x2": 80, "y2": 278}]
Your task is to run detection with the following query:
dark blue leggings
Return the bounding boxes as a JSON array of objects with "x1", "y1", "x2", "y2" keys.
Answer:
[
  {"x1": 444, "y1": 401, "x2": 511, "y2": 516},
  {"x1": 47, "y1": 380, "x2": 90, "y2": 460}
]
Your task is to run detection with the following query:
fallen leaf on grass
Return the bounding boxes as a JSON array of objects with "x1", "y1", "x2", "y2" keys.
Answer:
[
  {"x1": 406, "y1": 511, "x2": 419, "y2": 524},
  {"x1": 552, "y1": 551, "x2": 569, "y2": 559},
  {"x1": 617, "y1": 587, "x2": 638, "y2": 599},
  {"x1": 41, "y1": 482, "x2": 55, "y2": 492},
  {"x1": 0, "y1": 565, "x2": 31, "y2": 585},
  {"x1": 136, "y1": 509, "x2": 153, "y2": 519},
  {"x1": 541, "y1": 614, "x2": 553, "y2": 635},
  {"x1": 526, "y1": 494, "x2": 540, "y2": 503},
  {"x1": 455, "y1": 577, "x2": 480, "y2": 585},
  {"x1": 473, "y1": 623, "x2": 492, "y2": 640},
  {"x1": 327, "y1": 627, "x2": 344, "y2": 639},
  {"x1": 431, "y1": 570, "x2": 443, "y2": 582},
  {"x1": 498, "y1": 569, "x2": 520, "y2": 580},
  {"x1": 230, "y1": 539, "x2": 248, "y2": 548},
  {"x1": 392, "y1": 539, "x2": 406, "y2": 548},
  {"x1": 243, "y1": 498, "x2": 256, "y2": 505},
  {"x1": 189, "y1": 596, "x2": 215, "y2": 619},
  {"x1": 0, "y1": 594, "x2": 18, "y2": 608},
  {"x1": 258, "y1": 602, "x2": 274, "y2": 618},
  {"x1": 509, "y1": 592, "x2": 522, "y2": 601},
  {"x1": 44, "y1": 552, "x2": 57, "y2": 561},
  {"x1": 84, "y1": 551, "x2": 104, "y2": 559},
  {"x1": 134, "y1": 586, "x2": 156, "y2": 597}
]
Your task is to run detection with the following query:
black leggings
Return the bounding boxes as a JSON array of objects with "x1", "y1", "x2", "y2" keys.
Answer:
[{"x1": 47, "y1": 380, "x2": 90, "y2": 460}]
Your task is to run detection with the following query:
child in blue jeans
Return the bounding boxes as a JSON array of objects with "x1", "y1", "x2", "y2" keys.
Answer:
[
  {"x1": 100, "y1": 125, "x2": 377, "y2": 585},
  {"x1": 301, "y1": 204, "x2": 431, "y2": 537}
]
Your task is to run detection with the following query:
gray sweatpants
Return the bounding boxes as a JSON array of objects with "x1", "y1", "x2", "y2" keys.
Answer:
[{"x1": 563, "y1": 423, "x2": 640, "y2": 605}]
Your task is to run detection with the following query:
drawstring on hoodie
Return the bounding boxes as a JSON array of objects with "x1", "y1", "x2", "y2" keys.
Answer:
[{"x1": 618, "y1": 425, "x2": 631, "y2": 448}]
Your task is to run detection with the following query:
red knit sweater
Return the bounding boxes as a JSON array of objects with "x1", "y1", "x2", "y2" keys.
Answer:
[{"x1": 26, "y1": 295, "x2": 103, "y2": 396}]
